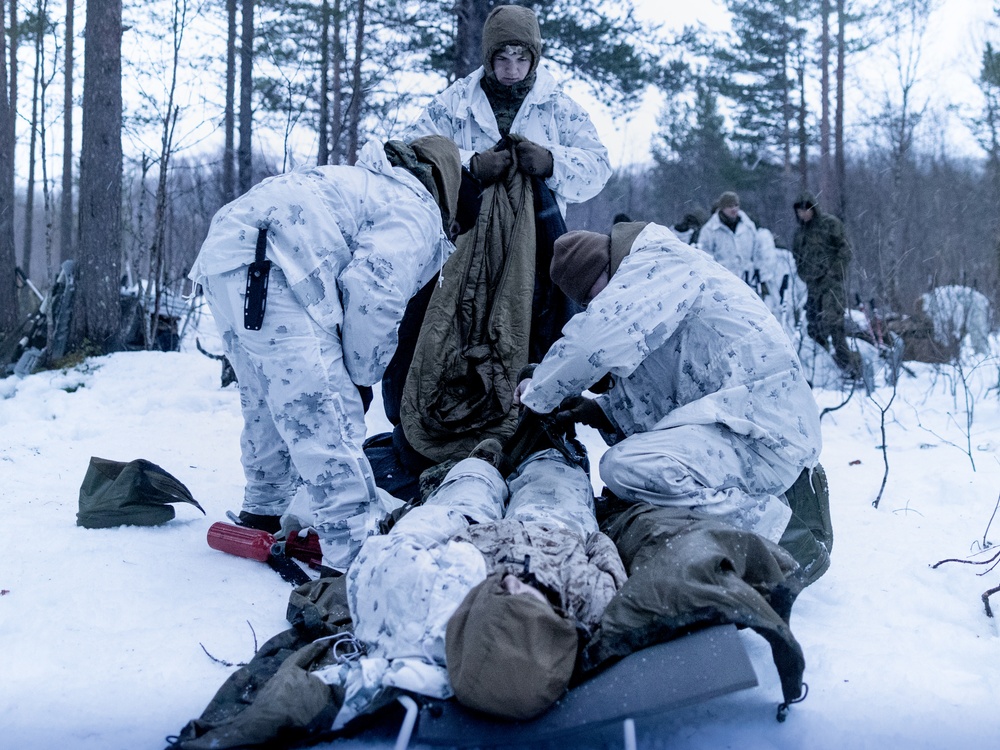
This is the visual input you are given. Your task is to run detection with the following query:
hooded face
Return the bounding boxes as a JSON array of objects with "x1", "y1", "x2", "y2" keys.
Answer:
[
  {"x1": 481, "y1": 5, "x2": 542, "y2": 82},
  {"x1": 793, "y1": 191, "x2": 819, "y2": 222}
]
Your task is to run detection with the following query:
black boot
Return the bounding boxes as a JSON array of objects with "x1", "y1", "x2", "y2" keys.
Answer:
[{"x1": 236, "y1": 510, "x2": 282, "y2": 535}]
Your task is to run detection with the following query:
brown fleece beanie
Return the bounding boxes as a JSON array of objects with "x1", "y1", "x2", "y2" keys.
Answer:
[
  {"x1": 482, "y1": 5, "x2": 542, "y2": 78},
  {"x1": 550, "y1": 231, "x2": 611, "y2": 306},
  {"x1": 717, "y1": 191, "x2": 740, "y2": 209}
]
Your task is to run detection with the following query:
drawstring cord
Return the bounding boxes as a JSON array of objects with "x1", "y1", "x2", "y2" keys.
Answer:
[{"x1": 776, "y1": 682, "x2": 808, "y2": 722}]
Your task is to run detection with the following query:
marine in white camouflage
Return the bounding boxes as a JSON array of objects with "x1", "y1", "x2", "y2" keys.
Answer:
[
  {"x1": 521, "y1": 223, "x2": 824, "y2": 543},
  {"x1": 399, "y1": 50, "x2": 611, "y2": 217},
  {"x1": 189, "y1": 139, "x2": 459, "y2": 571},
  {"x1": 697, "y1": 191, "x2": 769, "y2": 287}
]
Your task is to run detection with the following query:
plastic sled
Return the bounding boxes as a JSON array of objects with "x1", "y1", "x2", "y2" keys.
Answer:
[{"x1": 365, "y1": 624, "x2": 758, "y2": 749}]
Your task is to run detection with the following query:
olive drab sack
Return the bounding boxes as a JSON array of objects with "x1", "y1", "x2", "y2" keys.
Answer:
[
  {"x1": 400, "y1": 137, "x2": 537, "y2": 463},
  {"x1": 76, "y1": 457, "x2": 205, "y2": 529}
]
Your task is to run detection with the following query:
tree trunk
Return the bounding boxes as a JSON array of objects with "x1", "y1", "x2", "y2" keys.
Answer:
[
  {"x1": 238, "y1": 0, "x2": 253, "y2": 194},
  {"x1": 330, "y1": 0, "x2": 342, "y2": 163},
  {"x1": 345, "y1": 0, "x2": 365, "y2": 165},
  {"x1": 453, "y1": 0, "x2": 489, "y2": 80},
  {"x1": 781, "y1": 32, "x2": 792, "y2": 180},
  {"x1": 317, "y1": 0, "x2": 330, "y2": 166},
  {"x1": 819, "y1": 0, "x2": 831, "y2": 202},
  {"x1": 835, "y1": 0, "x2": 846, "y2": 218},
  {"x1": 60, "y1": 0, "x2": 74, "y2": 260},
  {"x1": 222, "y1": 0, "x2": 236, "y2": 202},
  {"x1": 38, "y1": 11, "x2": 53, "y2": 282},
  {"x1": 797, "y1": 51, "x2": 808, "y2": 191},
  {"x1": 8, "y1": 0, "x2": 16, "y2": 153},
  {"x1": 0, "y1": 1, "x2": 17, "y2": 335},
  {"x1": 23, "y1": 0, "x2": 44, "y2": 280},
  {"x1": 72, "y1": 0, "x2": 122, "y2": 354}
]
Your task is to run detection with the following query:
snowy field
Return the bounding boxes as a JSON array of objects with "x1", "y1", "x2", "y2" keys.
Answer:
[{"x1": 2, "y1": 312, "x2": 1000, "y2": 750}]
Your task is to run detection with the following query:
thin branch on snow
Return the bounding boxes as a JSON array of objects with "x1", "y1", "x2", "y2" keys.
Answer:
[{"x1": 870, "y1": 378, "x2": 898, "y2": 509}]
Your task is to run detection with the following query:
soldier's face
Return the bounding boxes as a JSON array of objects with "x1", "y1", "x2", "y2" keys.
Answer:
[
  {"x1": 721, "y1": 205, "x2": 740, "y2": 220},
  {"x1": 493, "y1": 47, "x2": 532, "y2": 85},
  {"x1": 501, "y1": 574, "x2": 548, "y2": 605},
  {"x1": 796, "y1": 207, "x2": 814, "y2": 223}
]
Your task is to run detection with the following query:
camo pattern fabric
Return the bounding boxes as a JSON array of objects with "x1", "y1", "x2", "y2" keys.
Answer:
[
  {"x1": 203, "y1": 267, "x2": 386, "y2": 570},
  {"x1": 400, "y1": 66, "x2": 611, "y2": 215},
  {"x1": 521, "y1": 223, "x2": 823, "y2": 541},
  {"x1": 342, "y1": 450, "x2": 625, "y2": 718},
  {"x1": 190, "y1": 139, "x2": 453, "y2": 387},
  {"x1": 697, "y1": 208, "x2": 768, "y2": 284},
  {"x1": 190, "y1": 140, "x2": 453, "y2": 571},
  {"x1": 456, "y1": 451, "x2": 627, "y2": 633}
]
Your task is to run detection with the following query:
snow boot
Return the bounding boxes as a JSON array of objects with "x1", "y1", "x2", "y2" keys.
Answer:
[{"x1": 235, "y1": 510, "x2": 282, "y2": 535}]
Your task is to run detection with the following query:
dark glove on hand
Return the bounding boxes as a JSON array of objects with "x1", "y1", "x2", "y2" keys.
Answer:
[
  {"x1": 470, "y1": 148, "x2": 513, "y2": 185},
  {"x1": 515, "y1": 140, "x2": 554, "y2": 178},
  {"x1": 552, "y1": 395, "x2": 613, "y2": 433}
]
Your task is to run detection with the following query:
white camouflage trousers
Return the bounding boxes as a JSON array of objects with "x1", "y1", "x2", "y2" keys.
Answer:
[
  {"x1": 425, "y1": 448, "x2": 599, "y2": 538},
  {"x1": 600, "y1": 423, "x2": 799, "y2": 542},
  {"x1": 202, "y1": 266, "x2": 381, "y2": 570}
]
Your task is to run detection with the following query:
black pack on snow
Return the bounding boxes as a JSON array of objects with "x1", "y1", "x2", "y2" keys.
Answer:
[{"x1": 77, "y1": 457, "x2": 205, "y2": 529}]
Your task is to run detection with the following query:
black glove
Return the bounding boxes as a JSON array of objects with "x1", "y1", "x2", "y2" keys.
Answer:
[
  {"x1": 470, "y1": 148, "x2": 513, "y2": 185},
  {"x1": 515, "y1": 140, "x2": 554, "y2": 178},
  {"x1": 552, "y1": 395, "x2": 613, "y2": 433}
]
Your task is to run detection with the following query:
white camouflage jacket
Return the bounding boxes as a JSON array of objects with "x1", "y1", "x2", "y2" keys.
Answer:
[
  {"x1": 188, "y1": 140, "x2": 454, "y2": 386},
  {"x1": 400, "y1": 65, "x2": 611, "y2": 216},
  {"x1": 697, "y1": 209, "x2": 764, "y2": 284},
  {"x1": 521, "y1": 224, "x2": 822, "y2": 470}
]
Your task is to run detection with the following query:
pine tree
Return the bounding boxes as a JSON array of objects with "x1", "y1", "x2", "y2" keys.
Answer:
[
  {"x1": 715, "y1": 0, "x2": 807, "y2": 174},
  {"x1": 0, "y1": 0, "x2": 19, "y2": 336},
  {"x1": 72, "y1": 0, "x2": 123, "y2": 354}
]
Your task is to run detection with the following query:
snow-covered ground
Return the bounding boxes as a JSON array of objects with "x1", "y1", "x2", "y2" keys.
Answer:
[{"x1": 2, "y1": 308, "x2": 1000, "y2": 750}]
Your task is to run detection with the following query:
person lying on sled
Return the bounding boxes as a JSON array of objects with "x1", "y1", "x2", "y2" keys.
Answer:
[{"x1": 311, "y1": 438, "x2": 626, "y2": 727}]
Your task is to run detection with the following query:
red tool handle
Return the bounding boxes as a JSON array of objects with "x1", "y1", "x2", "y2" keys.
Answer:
[{"x1": 207, "y1": 522, "x2": 276, "y2": 562}]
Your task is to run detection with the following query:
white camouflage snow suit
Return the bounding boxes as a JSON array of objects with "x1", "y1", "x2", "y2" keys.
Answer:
[
  {"x1": 522, "y1": 224, "x2": 823, "y2": 542},
  {"x1": 698, "y1": 208, "x2": 770, "y2": 288},
  {"x1": 188, "y1": 140, "x2": 455, "y2": 571},
  {"x1": 400, "y1": 65, "x2": 611, "y2": 217}
]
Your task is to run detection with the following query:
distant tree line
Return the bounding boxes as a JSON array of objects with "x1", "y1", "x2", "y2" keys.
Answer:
[{"x1": 0, "y1": 0, "x2": 997, "y2": 362}]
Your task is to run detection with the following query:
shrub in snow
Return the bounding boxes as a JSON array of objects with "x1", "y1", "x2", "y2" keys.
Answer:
[{"x1": 918, "y1": 286, "x2": 993, "y2": 356}]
